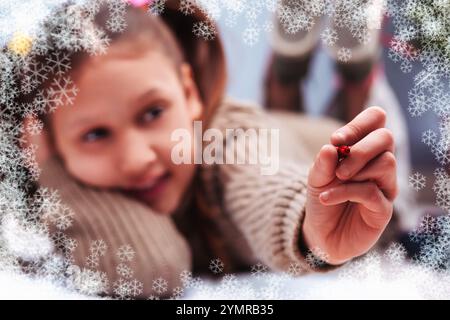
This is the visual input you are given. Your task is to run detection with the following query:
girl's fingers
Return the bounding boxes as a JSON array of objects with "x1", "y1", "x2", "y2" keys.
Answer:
[
  {"x1": 331, "y1": 106, "x2": 387, "y2": 146},
  {"x1": 335, "y1": 128, "x2": 395, "y2": 181},
  {"x1": 308, "y1": 144, "x2": 338, "y2": 188},
  {"x1": 319, "y1": 181, "x2": 392, "y2": 226},
  {"x1": 350, "y1": 151, "x2": 398, "y2": 201}
]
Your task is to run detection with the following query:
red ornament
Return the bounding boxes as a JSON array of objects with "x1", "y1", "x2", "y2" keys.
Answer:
[{"x1": 336, "y1": 145, "x2": 351, "y2": 161}]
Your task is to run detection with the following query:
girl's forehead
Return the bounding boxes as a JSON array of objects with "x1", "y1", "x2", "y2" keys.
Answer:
[{"x1": 75, "y1": 49, "x2": 179, "y2": 88}]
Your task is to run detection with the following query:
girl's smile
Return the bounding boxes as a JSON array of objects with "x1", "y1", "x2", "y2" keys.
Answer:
[{"x1": 124, "y1": 171, "x2": 172, "y2": 203}]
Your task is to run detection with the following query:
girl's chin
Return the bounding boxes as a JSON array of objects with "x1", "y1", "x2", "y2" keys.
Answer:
[
  {"x1": 131, "y1": 192, "x2": 180, "y2": 216},
  {"x1": 147, "y1": 200, "x2": 178, "y2": 215}
]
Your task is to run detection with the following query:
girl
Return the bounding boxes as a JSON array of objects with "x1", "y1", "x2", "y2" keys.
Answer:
[{"x1": 21, "y1": 1, "x2": 397, "y2": 298}]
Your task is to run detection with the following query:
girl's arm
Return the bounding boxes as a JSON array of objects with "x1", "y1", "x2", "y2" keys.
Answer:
[
  {"x1": 39, "y1": 156, "x2": 192, "y2": 298},
  {"x1": 204, "y1": 100, "x2": 338, "y2": 273}
]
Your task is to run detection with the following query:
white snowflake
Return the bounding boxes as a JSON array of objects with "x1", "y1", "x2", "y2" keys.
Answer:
[
  {"x1": 26, "y1": 117, "x2": 43, "y2": 136},
  {"x1": 51, "y1": 205, "x2": 74, "y2": 230},
  {"x1": 422, "y1": 130, "x2": 437, "y2": 146},
  {"x1": 436, "y1": 190, "x2": 450, "y2": 213},
  {"x1": 82, "y1": 24, "x2": 111, "y2": 56},
  {"x1": 63, "y1": 237, "x2": 78, "y2": 253},
  {"x1": 85, "y1": 253, "x2": 99, "y2": 269},
  {"x1": 179, "y1": 0, "x2": 196, "y2": 15},
  {"x1": 305, "y1": 247, "x2": 329, "y2": 269},
  {"x1": 148, "y1": 0, "x2": 166, "y2": 16},
  {"x1": 242, "y1": 25, "x2": 260, "y2": 46},
  {"x1": 128, "y1": 279, "x2": 144, "y2": 296},
  {"x1": 116, "y1": 263, "x2": 133, "y2": 279},
  {"x1": 192, "y1": 21, "x2": 217, "y2": 40},
  {"x1": 408, "y1": 88, "x2": 429, "y2": 117},
  {"x1": 432, "y1": 144, "x2": 450, "y2": 166},
  {"x1": 244, "y1": 4, "x2": 262, "y2": 22},
  {"x1": 220, "y1": 273, "x2": 238, "y2": 291},
  {"x1": 46, "y1": 76, "x2": 79, "y2": 111},
  {"x1": 384, "y1": 243, "x2": 407, "y2": 264},
  {"x1": 418, "y1": 214, "x2": 439, "y2": 235},
  {"x1": 90, "y1": 239, "x2": 108, "y2": 256},
  {"x1": 400, "y1": 60, "x2": 413, "y2": 73},
  {"x1": 321, "y1": 28, "x2": 338, "y2": 46},
  {"x1": 152, "y1": 277, "x2": 168, "y2": 294},
  {"x1": 70, "y1": 269, "x2": 109, "y2": 296},
  {"x1": 179, "y1": 269, "x2": 193, "y2": 287},
  {"x1": 209, "y1": 258, "x2": 224, "y2": 274},
  {"x1": 263, "y1": 21, "x2": 274, "y2": 33},
  {"x1": 250, "y1": 262, "x2": 268, "y2": 278},
  {"x1": 106, "y1": 16, "x2": 127, "y2": 33},
  {"x1": 409, "y1": 172, "x2": 427, "y2": 191},
  {"x1": 388, "y1": 38, "x2": 419, "y2": 63},
  {"x1": 224, "y1": 10, "x2": 238, "y2": 28},
  {"x1": 171, "y1": 286, "x2": 184, "y2": 299},
  {"x1": 45, "y1": 52, "x2": 71, "y2": 76},
  {"x1": 286, "y1": 262, "x2": 304, "y2": 277},
  {"x1": 116, "y1": 244, "x2": 135, "y2": 262},
  {"x1": 113, "y1": 278, "x2": 131, "y2": 299},
  {"x1": 337, "y1": 47, "x2": 352, "y2": 63},
  {"x1": 21, "y1": 59, "x2": 49, "y2": 92},
  {"x1": 197, "y1": 0, "x2": 221, "y2": 21}
]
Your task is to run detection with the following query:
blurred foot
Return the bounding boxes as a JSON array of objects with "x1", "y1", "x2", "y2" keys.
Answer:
[
  {"x1": 264, "y1": 54, "x2": 313, "y2": 112},
  {"x1": 326, "y1": 62, "x2": 378, "y2": 123}
]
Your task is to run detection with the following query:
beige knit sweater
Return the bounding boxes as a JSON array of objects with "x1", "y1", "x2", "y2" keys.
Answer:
[{"x1": 38, "y1": 99, "x2": 343, "y2": 298}]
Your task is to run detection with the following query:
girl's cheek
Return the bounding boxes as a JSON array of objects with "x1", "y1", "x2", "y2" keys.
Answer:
[{"x1": 66, "y1": 155, "x2": 119, "y2": 188}]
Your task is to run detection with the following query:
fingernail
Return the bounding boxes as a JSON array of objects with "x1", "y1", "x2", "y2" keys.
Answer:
[
  {"x1": 334, "y1": 131, "x2": 345, "y2": 142},
  {"x1": 320, "y1": 191, "x2": 330, "y2": 201}
]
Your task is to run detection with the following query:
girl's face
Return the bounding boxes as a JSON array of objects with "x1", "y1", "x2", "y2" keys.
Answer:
[{"x1": 49, "y1": 43, "x2": 202, "y2": 214}]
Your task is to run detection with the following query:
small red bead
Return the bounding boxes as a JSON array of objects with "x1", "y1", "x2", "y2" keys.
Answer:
[{"x1": 336, "y1": 145, "x2": 351, "y2": 161}]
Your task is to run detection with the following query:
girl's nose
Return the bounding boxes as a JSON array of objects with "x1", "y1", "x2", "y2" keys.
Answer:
[{"x1": 118, "y1": 131, "x2": 157, "y2": 177}]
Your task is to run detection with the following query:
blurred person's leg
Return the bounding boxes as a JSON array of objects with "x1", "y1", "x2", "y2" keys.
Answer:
[
  {"x1": 325, "y1": 16, "x2": 382, "y2": 123},
  {"x1": 264, "y1": 1, "x2": 324, "y2": 112},
  {"x1": 266, "y1": 0, "x2": 380, "y2": 117}
]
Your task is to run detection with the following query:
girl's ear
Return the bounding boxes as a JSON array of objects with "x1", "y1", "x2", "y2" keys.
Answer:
[
  {"x1": 21, "y1": 115, "x2": 54, "y2": 167},
  {"x1": 180, "y1": 63, "x2": 203, "y2": 121}
]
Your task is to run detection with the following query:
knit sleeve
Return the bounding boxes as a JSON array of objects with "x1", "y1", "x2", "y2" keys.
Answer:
[
  {"x1": 204, "y1": 100, "x2": 322, "y2": 274},
  {"x1": 38, "y1": 156, "x2": 192, "y2": 298},
  {"x1": 223, "y1": 160, "x2": 313, "y2": 273}
]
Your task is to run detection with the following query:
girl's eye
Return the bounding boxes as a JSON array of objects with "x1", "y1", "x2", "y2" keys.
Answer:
[
  {"x1": 82, "y1": 127, "x2": 110, "y2": 143},
  {"x1": 140, "y1": 105, "x2": 164, "y2": 123}
]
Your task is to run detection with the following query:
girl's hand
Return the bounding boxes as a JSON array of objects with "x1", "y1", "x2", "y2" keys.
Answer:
[{"x1": 303, "y1": 106, "x2": 397, "y2": 265}]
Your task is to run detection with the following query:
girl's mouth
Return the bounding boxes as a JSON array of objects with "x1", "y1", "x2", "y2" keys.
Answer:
[{"x1": 127, "y1": 172, "x2": 171, "y2": 202}]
